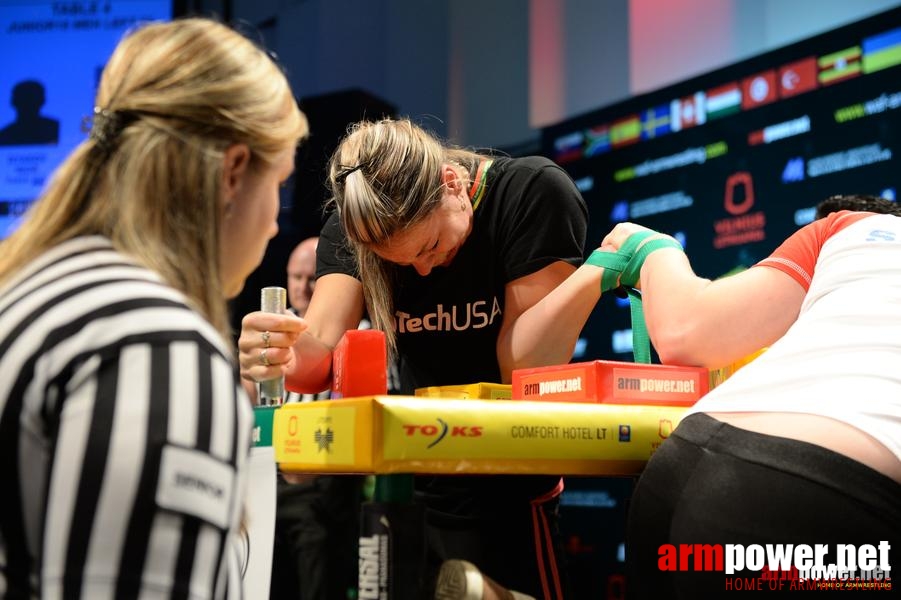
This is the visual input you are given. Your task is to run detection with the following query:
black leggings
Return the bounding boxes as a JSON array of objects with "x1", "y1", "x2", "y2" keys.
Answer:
[{"x1": 626, "y1": 413, "x2": 901, "y2": 598}]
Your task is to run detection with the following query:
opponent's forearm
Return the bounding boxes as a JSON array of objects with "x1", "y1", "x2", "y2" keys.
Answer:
[
  {"x1": 640, "y1": 250, "x2": 790, "y2": 367},
  {"x1": 638, "y1": 250, "x2": 717, "y2": 365}
]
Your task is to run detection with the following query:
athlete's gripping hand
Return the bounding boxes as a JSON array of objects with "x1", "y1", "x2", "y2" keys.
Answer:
[
  {"x1": 601, "y1": 222, "x2": 658, "y2": 253},
  {"x1": 238, "y1": 311, "x2": 306, "y2": 383},
  {"x1": 594, "y1": 223, "x2": 683, "y2": 292}
]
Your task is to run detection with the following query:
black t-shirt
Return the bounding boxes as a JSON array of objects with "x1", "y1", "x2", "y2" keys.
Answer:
[{"x1": 318, "y1": 155, "x2": 588, "y2": 509}]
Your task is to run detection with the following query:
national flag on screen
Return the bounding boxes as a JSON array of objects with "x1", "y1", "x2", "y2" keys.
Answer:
[
  {"x1": 778, "y1": 56, "x2": 818, "y2": 98},
  {"x1": 610, "y1": 115, "x2": 641, "y2": 147},
  {"x1": 553, "y1": 131, "x2": 584, "y2": 163},
  {"x1": 741, "y1": 70, "x2": 777, "y2": 109},
  {"x1": 818, "y1": 46, "x2": 862, "y2": 85},
  {"x1": 584, "y1": 125, "x2": 611, "y2": 157},
  {"x1": 706, "y1": 83, "x2": 742, "y2": 120},
  {"x1": 670, "y1": 92, "x2": 706, "y2": 131},
  {"x1": 641, "y1": 104, "x2": 671, "y2": 140},
  {"x1": 862, "y1": 26, "x2": 901, "y2": 74}
]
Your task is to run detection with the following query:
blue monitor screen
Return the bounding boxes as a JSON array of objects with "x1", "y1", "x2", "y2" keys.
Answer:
[
  {"x1": 542, "y1": 7, "x2": 901, "y2": 362},
  {"x1": 0, "y1": 0, "x2": 174, "y2": 239}
]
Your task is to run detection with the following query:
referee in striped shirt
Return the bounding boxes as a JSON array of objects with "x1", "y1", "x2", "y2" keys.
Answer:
[{"x1": 0, "y1": 18, "x2": 307, "y2": 599}]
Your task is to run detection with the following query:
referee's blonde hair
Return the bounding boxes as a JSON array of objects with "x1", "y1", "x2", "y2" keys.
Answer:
[{"x1": 0, "y1": 18, "x2": 307, "y2": 339}]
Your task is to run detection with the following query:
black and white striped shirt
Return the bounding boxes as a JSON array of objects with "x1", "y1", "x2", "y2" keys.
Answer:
[{"x1": 0, "y1": 236, "x2": 252, "y2": 599}]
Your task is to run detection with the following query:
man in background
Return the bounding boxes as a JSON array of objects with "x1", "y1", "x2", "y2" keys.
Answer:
[
  {"x1": 283, "y1": 237, "x2": 332, "y2": 402},
  {"x1": 286, "y1": 236, "x2": 319, "y2": 321}
]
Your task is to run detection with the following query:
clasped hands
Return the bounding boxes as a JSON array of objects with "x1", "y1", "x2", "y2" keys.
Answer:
[{"x1": 592, "y1": 222, "x2": 683, "y2": 292}]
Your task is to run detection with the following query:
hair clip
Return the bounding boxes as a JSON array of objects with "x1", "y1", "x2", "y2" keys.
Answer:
[
  {"x1": 335, "y1": 162, "x2": 367, "y2": 184},
  {"x1": 85, "y1": 107, "x2": 136, "y2": 154}
]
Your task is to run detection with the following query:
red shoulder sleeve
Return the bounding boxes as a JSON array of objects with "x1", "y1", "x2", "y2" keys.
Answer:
[{"x1": 754, "y1": 211, "x2": 874, "y2": 290}]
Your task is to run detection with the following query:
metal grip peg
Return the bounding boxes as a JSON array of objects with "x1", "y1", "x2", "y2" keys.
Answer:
[{"x1": 259, "y1": 286, "x2": 287, "y2": 405}]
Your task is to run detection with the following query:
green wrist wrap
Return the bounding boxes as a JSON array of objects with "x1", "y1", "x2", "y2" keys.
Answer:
[{"x1": 584, "y1": 231, "x2": 683, "y2": 363}]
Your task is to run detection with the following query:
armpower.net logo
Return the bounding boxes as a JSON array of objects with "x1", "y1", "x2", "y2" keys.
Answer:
[{"x1": 658, "y1": 541, "x2": 893, "y2": 591}]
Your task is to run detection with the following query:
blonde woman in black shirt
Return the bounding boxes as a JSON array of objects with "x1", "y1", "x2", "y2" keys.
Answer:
[{"x1": 240, "y1": 118, "x2": 626, "y2": 600}]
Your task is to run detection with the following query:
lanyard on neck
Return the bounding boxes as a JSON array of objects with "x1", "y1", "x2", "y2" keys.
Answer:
[{"x1": 467, "y1": 159, "x2": 493, "y2": 211}]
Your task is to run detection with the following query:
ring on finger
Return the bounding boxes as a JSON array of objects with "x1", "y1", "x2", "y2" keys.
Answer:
[
  {"x1": 259, "y1": 348, "x2": 271, "y2": 367},
  {"x1": 262, "y1": 330, "x2": 271, "y2": 348}
]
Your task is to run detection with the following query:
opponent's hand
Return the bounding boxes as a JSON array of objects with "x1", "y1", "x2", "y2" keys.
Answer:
[{"x1": 238, "y1": 311, "x2": 307, "y2": 382}]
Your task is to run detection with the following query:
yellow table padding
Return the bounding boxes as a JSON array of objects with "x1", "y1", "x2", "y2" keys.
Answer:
[
  {"x1": 274, "y1": 396, "x2": 686, "y2": 476},
  {"x1": 415, "y1": 382, "x2": 512, "y2": 400}
]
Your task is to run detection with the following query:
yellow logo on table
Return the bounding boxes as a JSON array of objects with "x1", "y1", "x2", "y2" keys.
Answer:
[{"x1": 274, "y1": 405, "x2": 357, "y2": 465}]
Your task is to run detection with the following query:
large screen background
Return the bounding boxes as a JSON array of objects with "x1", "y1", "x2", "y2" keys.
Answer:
[
  {"x1": 543, "y1": 7, "x2": 901, "y2": 363},
  {"x1": 0, "y1": 0, "x2": 173, "y2": 239},
  {"x1": 542, "y1": 9, "x2": 901, "y2": 595}
]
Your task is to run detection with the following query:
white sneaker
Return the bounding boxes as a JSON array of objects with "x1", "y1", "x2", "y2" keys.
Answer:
[
  {"x1": 435, "y1": 560, "x2": 484, "y2": 600},
  {"x1": 434, "y1": 559, "x2": 537, "y2": 600}
]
